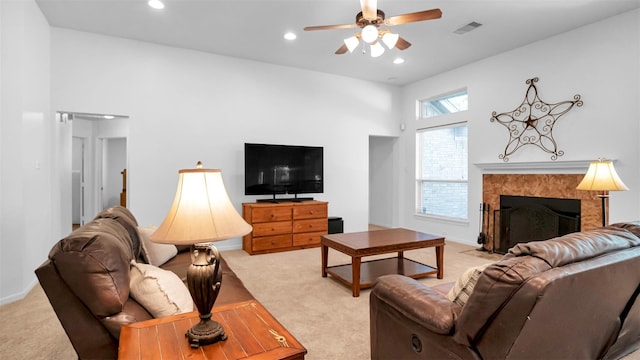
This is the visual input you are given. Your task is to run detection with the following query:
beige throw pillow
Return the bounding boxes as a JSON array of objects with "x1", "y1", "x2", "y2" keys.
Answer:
[
  {"x1": 129, "y1": 261, "x2": 193, "y2": 317},
  {"x1": 138, "y1": 225, "x2": 178, "y2": 266},
  {"x1": 446, "y1": 263, "x2": 491, "y2": 307}
]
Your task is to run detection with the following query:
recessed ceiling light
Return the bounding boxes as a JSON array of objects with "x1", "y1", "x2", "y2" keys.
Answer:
[
  {"x1": 148, "y1": 0, "x2": 165, "y2": 10},
  {"x1": 284, "y1": 32, "x2": 297, "y2": 40},
  {"x1": 393, "y1": 58, "x2": 405, "y2": 64}
]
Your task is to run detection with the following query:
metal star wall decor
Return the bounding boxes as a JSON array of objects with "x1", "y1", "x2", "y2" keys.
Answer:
[{"x1": 490, "y1": 77, "x2": 583, "y2": 162}]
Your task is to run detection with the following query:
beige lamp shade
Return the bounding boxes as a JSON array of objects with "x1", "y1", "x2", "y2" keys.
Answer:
[
  {"x1": 576, "y1": 159, "x2": 629, "y2": 192},
  {"x1": 151, "y1": 163, "x2": 252, "y2": 245}
]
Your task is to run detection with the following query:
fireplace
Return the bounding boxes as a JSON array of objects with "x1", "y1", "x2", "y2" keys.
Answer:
[
  {"x1": 482, "y1": 173, "x2": 602, "y2": 253},
  {"x1": 496, "y1": 195, "x2": 580, "y2": 254}
]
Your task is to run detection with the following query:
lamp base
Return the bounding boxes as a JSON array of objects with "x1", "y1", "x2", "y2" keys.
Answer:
[
  {"x1": 186, "y1": 243, "x2": 225, "y2": 348},
  {"x1": 597, "y1": 193, "x2": 608, "y2": 227},
  {"x1": 186, "y1": 317, "x2": 227, "y2": 348}
]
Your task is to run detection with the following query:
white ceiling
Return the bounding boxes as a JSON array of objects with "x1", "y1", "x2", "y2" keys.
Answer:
[{"x1": 36, "y1": 0, "x2": 640, "y2": 86}]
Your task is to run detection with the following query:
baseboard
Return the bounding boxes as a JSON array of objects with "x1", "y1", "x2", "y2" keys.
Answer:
[
  {"x1": 215, "y1": 237, "x2": 242, "y2": 252},
  {"x1": 0, "y1": 278, "x2": 38, "y2": 306}
]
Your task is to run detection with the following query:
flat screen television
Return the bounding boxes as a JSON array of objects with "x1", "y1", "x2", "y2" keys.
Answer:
[{"x1": 244, "y1": 143, "x2": 323, "y2": 201}]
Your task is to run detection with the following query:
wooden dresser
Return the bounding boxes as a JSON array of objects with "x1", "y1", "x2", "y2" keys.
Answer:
[{"x1": 242, "y1": 201, "x2": 328, "y2": 255}]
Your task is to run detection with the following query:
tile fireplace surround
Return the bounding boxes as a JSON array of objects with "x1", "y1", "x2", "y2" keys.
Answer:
[{"x1": 482, "y1": 172, "x2": 602, "y2": 252}]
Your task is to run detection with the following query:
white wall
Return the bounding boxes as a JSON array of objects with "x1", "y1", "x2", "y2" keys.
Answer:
[
  {"x1": 0, "y1": 0, "x2": 52, "y2": 304},
  {"x1": 399, "y1": 9, "x2": 640, "y2": 245},
  {"x1": 50, "y1": 29, "x2": 401, "y2": 250}
]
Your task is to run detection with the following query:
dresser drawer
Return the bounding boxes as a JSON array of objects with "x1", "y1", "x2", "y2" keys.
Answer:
[
  {"x1": 252, "y1": 221, "x2": 292, "y2": 237},
  {"x1": 252, "y1": 235, "x2": 292, "y2": 251},
  {"x1": 293, "y1": 218, "x2": 328, "y2": 234},
  {"x1": 293, "y1": 204, "x2": 328, "y2": 220},
  {"x1": 293, "y1": 232, "x2": 325, "y2": 247},
  {"x1": 251, "y1": 207, "x2": 292, "y2": 223}
]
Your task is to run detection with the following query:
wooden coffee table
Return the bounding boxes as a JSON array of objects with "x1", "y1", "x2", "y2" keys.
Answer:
[
  {"x1": 321, "y1": 228, "x2": 445, "y2": 297},
  {"x1": 119, "y1": 300, "x2": 306, "y2": 359}
]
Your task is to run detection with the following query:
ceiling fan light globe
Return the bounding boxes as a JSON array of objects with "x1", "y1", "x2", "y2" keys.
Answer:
[
  {"x1": 361, "y1": 25, "x2": 379, "y2": 43},
  {"x1": 344, "y1": 36, "x2": 360, "y2": 53},
  {"x1": 370, "y1": 41, "x2": 385, "y2": 57},
  {"x1": 382, "y1": 32, "x2": 399, "y2": 49}
]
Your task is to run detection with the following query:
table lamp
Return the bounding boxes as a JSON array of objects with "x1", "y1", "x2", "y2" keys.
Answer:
[
  {"x1": 577, "y1": 158, "x2": 629, "y2": 227},
  {"x1": 151, "y1": 162, "x2": 252, "y2": 348}
]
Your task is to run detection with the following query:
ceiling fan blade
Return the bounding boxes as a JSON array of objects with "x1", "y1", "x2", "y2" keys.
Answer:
[
  {"x1": 395, "y1": 37, "x2": 412, "y2": 50},
  {"x1": 335, "y1": 44, "x2": 349, "y2": 55},
  {"x1": 384, "y1": 8, "x2": 442, "y2": 26},
  {"x1": 361, "y1": 0, "x2": 378, "y2": 20},
  {"x1": 304, "y1": 23, "x2": 358, "y2": 31}
]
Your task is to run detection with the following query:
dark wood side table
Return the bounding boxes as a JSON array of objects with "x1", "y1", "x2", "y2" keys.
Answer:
[
  {"x1": 321, "y1": 228, "x2": 445, "y2": 297},
  {"x1": 119, "y1": 300, "x2": 306, "y2": 359}
]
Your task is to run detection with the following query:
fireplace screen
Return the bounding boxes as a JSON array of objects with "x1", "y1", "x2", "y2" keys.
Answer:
[{"x1": 495, "y1": 195, "x2": 580, "y2": 254}]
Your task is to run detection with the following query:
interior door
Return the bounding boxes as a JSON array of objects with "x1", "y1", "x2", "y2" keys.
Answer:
[{"x1": 72, "y1": 136, "x2": 86, "y2": 226}]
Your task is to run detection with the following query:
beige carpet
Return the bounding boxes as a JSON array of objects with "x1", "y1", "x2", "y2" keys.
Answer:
[
  {"x1": 221, "y1": 241, "x2": 499, "y2": 360},
  {"x1": 1, "y1": 241, "x2": 638, "y2": 360},
  {"x1": 0, "y1": 282, "x2": 77, "y2": 359}
]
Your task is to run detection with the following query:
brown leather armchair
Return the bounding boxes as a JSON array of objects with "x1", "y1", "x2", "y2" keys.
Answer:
[{"x1": 370, "y1": 223, "x2": 640, "y2": 360}]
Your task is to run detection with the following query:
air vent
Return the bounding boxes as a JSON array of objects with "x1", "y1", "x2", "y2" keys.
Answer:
[{"x1": 454, "y1": 21, "x2": 482, "y2": 35}]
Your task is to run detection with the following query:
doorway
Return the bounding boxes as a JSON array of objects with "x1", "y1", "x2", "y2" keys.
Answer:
[
  {"x1": 369, "y1": 136, "x2": 399, "y2": 228},
  {"x1": 99, "y1": 137, "x2": 127, "y2": 209},
  {"x1": 61, "y1": 112, "x2": 130, "y2": 230}
]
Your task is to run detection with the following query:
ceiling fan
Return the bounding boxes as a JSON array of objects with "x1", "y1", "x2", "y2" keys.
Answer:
[{"x1": 304, "y1": 0, "x2": 442, "y2": 57}]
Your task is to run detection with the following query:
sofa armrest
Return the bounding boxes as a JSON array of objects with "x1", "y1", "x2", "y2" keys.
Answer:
[
  {"x1": 35, "y1": 259, "x2": 119, "y2": 359},
  {"x1": 102, "y1": 298, "x2": 153, "y2": 340},
  {"x1": 371, "y1": 275, "x2": 461, "y2": 335}
]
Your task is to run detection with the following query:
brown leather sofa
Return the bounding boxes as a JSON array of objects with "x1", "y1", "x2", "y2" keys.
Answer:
[
  {"x1": 370, "y1": 222, "x2": 640, "y2": 360},
  {"x1": 35, "y1": 206, "x2": 254, "y2": 360}
]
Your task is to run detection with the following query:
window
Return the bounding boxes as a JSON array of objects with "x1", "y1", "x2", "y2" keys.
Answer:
[
  {"x1": 420, "y1": 90, "x2": 468, "y2": 118},
  {"x1": 416, "y1": 91, "x2": 468, "y2": 221}
]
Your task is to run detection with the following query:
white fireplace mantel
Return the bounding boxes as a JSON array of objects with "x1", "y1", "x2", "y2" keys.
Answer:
[{"x1": 474, "y1": 160, "x2": 594, "y2": 174}]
